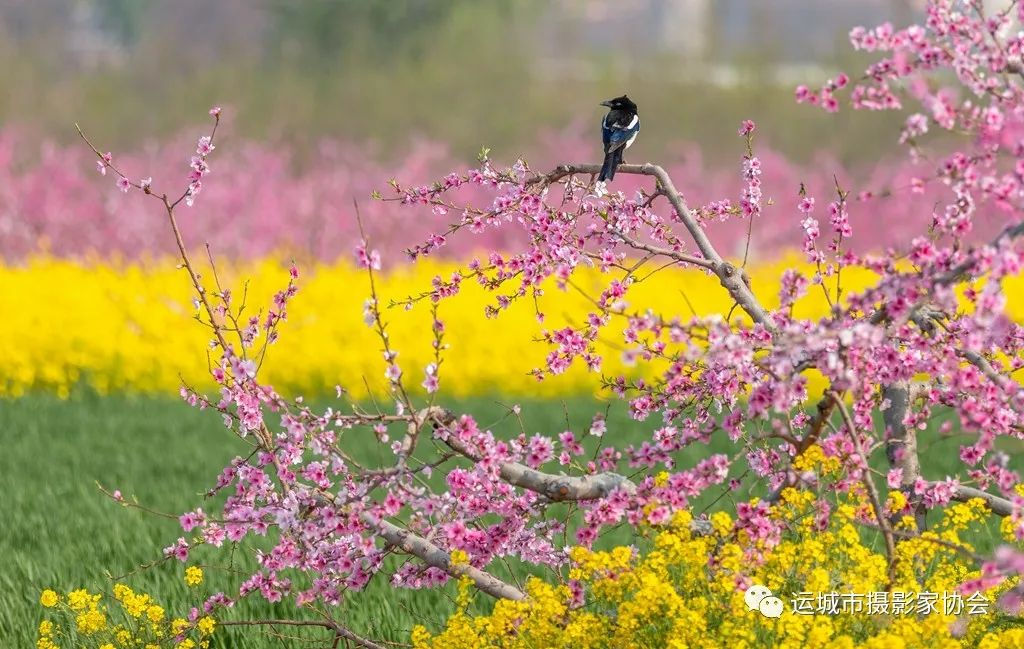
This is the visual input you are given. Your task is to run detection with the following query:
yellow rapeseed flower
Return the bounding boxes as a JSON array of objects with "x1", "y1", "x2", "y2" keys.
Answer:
[
  {"x1": 66, "y1": 588, "x2": 92, "y2": 612},
  {"x1": 39, "y1": 589, "x2": 58, "y2": 608},
  {"x1": 197, "y1": 616, "x2": 216, "y2": 636},
  {"x1": 710, "y1": 511, "x2": 733, "y2": 536},
  {"x1": 449, "y1": 549, "x2": 469, "y2": 567},
  {"x1": 75, "y1": 607, "x2": 106, "y2": 634},
  {"x1": 36, "y1": 637, "x2": 58, "y2": 649},
  {"x1": 887, "y1": 490, "x2": 908, "y2": 514},
  {"x1": 146, "y1": 605, "x2": 165, "y2": 623},
  {"x1": 184, "y1": 565, "x2": 204, "y2": 587}
]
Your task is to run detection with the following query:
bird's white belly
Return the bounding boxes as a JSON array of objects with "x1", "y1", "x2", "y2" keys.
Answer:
[{"x1": 625, "y1": 132, "x2": 638, "y2": 149}]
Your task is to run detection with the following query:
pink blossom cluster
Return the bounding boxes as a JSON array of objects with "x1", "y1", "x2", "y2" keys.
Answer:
[
  {"x1": 795, "y1": 73, "x2": 850, "y2": 113},
  {"x1": 961, "y1": 545, "x2": 1024, "y2": 614}
]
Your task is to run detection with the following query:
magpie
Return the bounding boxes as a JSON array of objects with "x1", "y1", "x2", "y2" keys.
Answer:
[{"x1": 598, "y1": 94, "x2": 640, "y2": 183}]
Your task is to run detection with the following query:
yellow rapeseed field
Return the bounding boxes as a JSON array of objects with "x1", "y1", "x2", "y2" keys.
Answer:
[{"x1": 2, "y1": 255, "x2": 1022, "y2": 399}]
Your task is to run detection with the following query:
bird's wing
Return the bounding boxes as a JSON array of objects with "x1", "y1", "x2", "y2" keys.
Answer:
[{"x1": 605, "y1": 114, "x2": 640, "y2": 154}]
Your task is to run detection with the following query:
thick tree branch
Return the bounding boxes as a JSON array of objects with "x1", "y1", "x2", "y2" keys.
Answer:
[
  {"x1": 946, "y1": 484, "x2": 1015, "y2": 517},
  {"x1": 313, "y1": 480, "x2": 525, "y2": 600},
  {"x1": 369, "y1": 515, "x2": 527, "y2": 600},
  {"x1": 315, "y1": 487, "x2": 526, "y2": 601},
  {"x1": 883, "y1": 382, "x2": 927, "y2": 531},
  {"x1": 443, "y1": 433, "x2": 637, "y2": 501},
  {"x1": 414, "y1": 406, "x2": 637, "y2": 501}
]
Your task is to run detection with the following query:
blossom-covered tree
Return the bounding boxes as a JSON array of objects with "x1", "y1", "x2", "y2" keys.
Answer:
[{"x1": 78, "y1": 1, "x2": 1024, "y2": 644}]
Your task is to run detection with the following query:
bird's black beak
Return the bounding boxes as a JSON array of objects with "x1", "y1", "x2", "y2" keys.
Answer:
[{"x1": 599, "y1": 100, "x2": 613, "y2": 108}]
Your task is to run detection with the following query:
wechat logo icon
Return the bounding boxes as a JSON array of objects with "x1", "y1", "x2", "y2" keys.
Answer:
[{"x1": 744, "y1": 584, "x2": 784, "y2": 618}]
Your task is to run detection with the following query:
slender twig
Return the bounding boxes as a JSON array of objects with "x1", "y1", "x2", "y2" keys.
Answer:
[
  {"x1": 828, "y1": 390, "x2": 899, "y2": 588},
  {"x1": 353, "y1": 199, "x2": 415, "y2": 416},
  {"x1": 219, "y1": 619, "x2": 386, "y2": 649}
]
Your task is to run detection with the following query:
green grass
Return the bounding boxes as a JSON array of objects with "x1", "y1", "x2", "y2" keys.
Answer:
[
  {"x1": 1, "y1": 393, "x2": 1020, "y2": 646},
  {"x1": 0, "y1": 393, "x2": 666, "y2": 646}
]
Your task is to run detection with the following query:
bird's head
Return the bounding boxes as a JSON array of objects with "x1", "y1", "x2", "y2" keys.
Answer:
[{"x1": 600, "y1": 95, "x2": 637, "y2": 112}]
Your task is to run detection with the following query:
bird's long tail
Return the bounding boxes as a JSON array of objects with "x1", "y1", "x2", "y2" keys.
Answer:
[{"x1": 599, "y1": 149, "x2": 622, "y2": 182}]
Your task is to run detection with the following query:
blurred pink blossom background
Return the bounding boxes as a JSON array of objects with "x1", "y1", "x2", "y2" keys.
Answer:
[{"x1": 0, "y1": 123, "x2": 1012, "y2": 265}]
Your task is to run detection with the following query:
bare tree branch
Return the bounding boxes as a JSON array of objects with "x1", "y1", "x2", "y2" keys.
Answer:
[
  {"x1": 500, "y1": 463, "x2": 637, "y2": 501},
  {"x1": 614, "y1": 232, "x2": 716, "y2": 271},
  {"x1": 442, "y1": 433, "x2": 637, "y2": 501}
]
